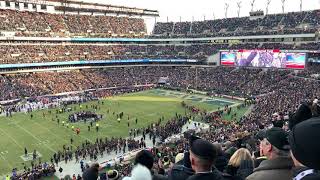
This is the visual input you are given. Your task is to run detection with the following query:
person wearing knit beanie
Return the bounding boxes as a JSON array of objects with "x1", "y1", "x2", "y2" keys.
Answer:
[{"x1": 289, "y1": 117, "x2": 320, "y2": 180}]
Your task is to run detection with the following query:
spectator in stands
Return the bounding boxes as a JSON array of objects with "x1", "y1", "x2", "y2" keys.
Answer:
[
  {"x1": 225, "y1": 148, "x2": 253, "y2": 180},
  {"x1": 213, "y1": 142, "x2": 228, "y2": 172},
  {"x1": 289, "y1": 103, "x2": 312, "y2": 130},
  {"x1": 106, "y1": 170, "x2": 120, "y2": 180},
  {"x1": 134, "y1": 150, "x2": 168, "y2": 180},
  {"x1": 169, "y1": 151, "x2": 194, "y2": 180},
  {"x1": 123, "y1": 164, "x2": 152, "y2": 180},
  {"x1": 187, "y1": 138, "x2": 223, "y2": 180},
  {"x1": 82, "y1": 163, "x2": 100, "y2": 180},
  {"x1": 289, "y1": 117, "x2": 320, "y2": 179},
  {"x1": 246, "y1": 127, "x2": 293, "y2": 180}
]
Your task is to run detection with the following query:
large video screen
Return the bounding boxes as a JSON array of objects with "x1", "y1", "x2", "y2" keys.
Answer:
[
  {"x1": 220, "y1": 50, "x2": 306, "y2": 69},
  {"x1": 285, "y1": 53, "x2": 307, "y2": 69},
  {"x1": 220, "y1": 52, "x2": 236, "y2": 66}
]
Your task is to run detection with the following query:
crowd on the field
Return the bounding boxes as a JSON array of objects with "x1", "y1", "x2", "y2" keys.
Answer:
[
  {"x1": 90, "y1": 67, "x2": 320, "y2": 180},
  {"x1": 152, "y1": 9, "x2": 320, "y2": 38},
  {"x1": 10, "y1": 162, "x2": 56, "y2": 180}
]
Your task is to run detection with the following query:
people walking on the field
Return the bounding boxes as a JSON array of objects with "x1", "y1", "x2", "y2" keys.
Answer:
[
  {"x1": 33, "y1": 150, "x2": 37, "y2": 160},
  {"x1": 96, "y1": 123, "x2": 99, "y2": 132}
]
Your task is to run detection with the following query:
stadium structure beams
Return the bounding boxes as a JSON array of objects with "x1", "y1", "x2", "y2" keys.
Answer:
[{"x1": 7, "y1": 0, "x2": 159, "y2": 17}]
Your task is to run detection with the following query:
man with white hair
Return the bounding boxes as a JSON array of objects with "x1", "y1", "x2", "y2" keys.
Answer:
[{"x1": 246, "y1": 127, "x2": 293, "y2": 180}]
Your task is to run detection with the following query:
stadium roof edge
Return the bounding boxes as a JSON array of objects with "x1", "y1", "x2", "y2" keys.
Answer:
[{"x1": 12, "y1": 0, "x2": 159, "y2": 17}]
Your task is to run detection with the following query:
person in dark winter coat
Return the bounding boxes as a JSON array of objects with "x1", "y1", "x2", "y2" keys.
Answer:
[
  {"x1": 213, "y1": 143, "x2": 229, "y2": 172},
  {"x1": 246, "y1": 128, "x2": 293, "y2": 180},
  {"x1": 82, "y1": 163, "x2": 100, "y2": 180},
  {"x1": 169, "y1": 151, "x2": 194, "y2": 180}
]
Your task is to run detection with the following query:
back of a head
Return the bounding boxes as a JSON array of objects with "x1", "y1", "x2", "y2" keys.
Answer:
[
  {"x1": 190, "y1": 138, "x2": 217, "y2": 171},
  {"x1": 228, "y1": 148, "x2": 253, "y2": 168},
  {"x1": 289, "y1": 117, "x2": 320, "y2": 170},
  {"x1": 213, "y1": 142, "x2": 223, "y2": 155},
  {"x1": 289, "y1": 103, "x2": 312, "y2": 130},
  {"x1": 135, "y1": 150, "x2": 154, "y2": 170},
  {"x1": 131, "y1": 164, "x2": 152, "y2": 180},
  {"x1": 64, "y1": 175, "x2": 72, "y2": 180},
  {"x1": 82, "y1": 164, "x2": 99, "y2": 180}
]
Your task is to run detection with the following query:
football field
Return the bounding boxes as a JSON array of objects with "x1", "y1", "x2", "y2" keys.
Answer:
[{"x1": 0, "y1": 89, "x2": 244, "y2": 174}]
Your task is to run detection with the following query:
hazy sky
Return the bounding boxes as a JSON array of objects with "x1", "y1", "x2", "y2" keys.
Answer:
[{"x1": 74, "y1": 0, "x2": 320, "y2": 33}]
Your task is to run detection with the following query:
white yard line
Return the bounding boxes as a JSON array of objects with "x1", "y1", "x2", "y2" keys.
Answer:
[
  {"x1": 0, "y1": 127, "x2": 24, "y2": 150},
  {"x1": 13, "y1": 122, "x2": 57, "y2": 153},
  {"x1": 31, "y1": 120, "x2": 77, "y2": 148}
]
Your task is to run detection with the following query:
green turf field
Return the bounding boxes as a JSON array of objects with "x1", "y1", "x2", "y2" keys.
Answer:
[{"x1": 0, "y1": 89, "x2": 243, "y2": 174}]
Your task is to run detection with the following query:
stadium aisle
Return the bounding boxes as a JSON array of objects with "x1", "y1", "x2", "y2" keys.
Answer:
[{"x1": 54, "y1": 121, "x2": 208, "y2": 178}]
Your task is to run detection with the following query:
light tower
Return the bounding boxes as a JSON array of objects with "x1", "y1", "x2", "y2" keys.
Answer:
[
  {"x1": 225, "y1": 3, "x2": 229, "y2": 18},
  {"x1": 281, "y1": 0, "x2": 286, "y2": 13},
  {"x1": 266, "y1": 0, "x2": 272, "y2": 15},
  {"x1": 251, "y1": 0, "x2": 256, "y2": 12},
  {"x1": 237, "y1": 1, "x2": 242, "y2": 18},
  {"x1": 300, "y1": 0, "x2": 303, "y2": 12}
]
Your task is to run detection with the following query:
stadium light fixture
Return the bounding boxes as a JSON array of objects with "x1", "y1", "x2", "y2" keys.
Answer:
[
  {"x1": 237, "y1": 1, "x2": 242, "y2": 17},
  {"x1": 250, "y1": 0, "x2": 256, "y2": 12},
  {"x1": 266, "y1": 0, "x2": 272, "y2": 15},
  {"x1": 281, "y1": 0, "x2": 286, "y2": 13},
  {"x1": 224, "y1": 3, "x2": 230, "y2": 18}
]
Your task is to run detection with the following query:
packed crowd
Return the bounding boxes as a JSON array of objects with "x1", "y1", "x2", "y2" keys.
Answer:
[
  {"x1": 82, "y1": 90, "x2": 320, "y2": 180},
  {"x1": 0, "y1": 9, "x2": 146, "y2": 37},
  {"x1": 89, "y1": 66, "x2": 320, "y2": 180},
  {"x1": 0, "y1": 66, "x2": 314, "y2": 101},
  {"x1": 0, "y1": 42, "x2": 320, "y2": 64},
  {"x1": 0, "y1": 44, "x2": 226, "y2": 64},
  {"x1": 296, "y1": 62, "x2": 320, "y2": 79},
  {"x1": 10, "y1": 162, "x2": 56, "y2": 180},
  {"x1": 2, "y1": 65, "x2": 320, "y2": 179},
  {"x1": 152, "y1": 9, "x2": 320, "y2": 38},
  {"x1": 0, "y1": 8, "x2": 318, "y2": 39}
]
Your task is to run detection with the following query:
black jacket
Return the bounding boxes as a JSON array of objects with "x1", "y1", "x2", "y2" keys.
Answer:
[
  {"x1": 169, "y1": 164, "x2": 194, "y2": 180},
  {"x1": 186, "y1": 172, "x2": 223, "y2": 180},
  {"x1": 187, "y1": 168, "x2": 224, "y2": 180},
  {"x1": 215, "y1": 154, "x2": 229, "y2": 172},
  {"x1": 153, "y1": 174, "x2": 168, "y2": 180}
]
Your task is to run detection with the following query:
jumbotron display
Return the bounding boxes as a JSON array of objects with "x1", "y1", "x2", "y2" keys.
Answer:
[{"x1": 220, "y1": 50, "x2": 306, "y2": 69}]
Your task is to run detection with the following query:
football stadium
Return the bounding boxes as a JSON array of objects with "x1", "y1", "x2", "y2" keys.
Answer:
[{"x1": 0, "y1": 0, "x2": 319, "y2": 179}]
